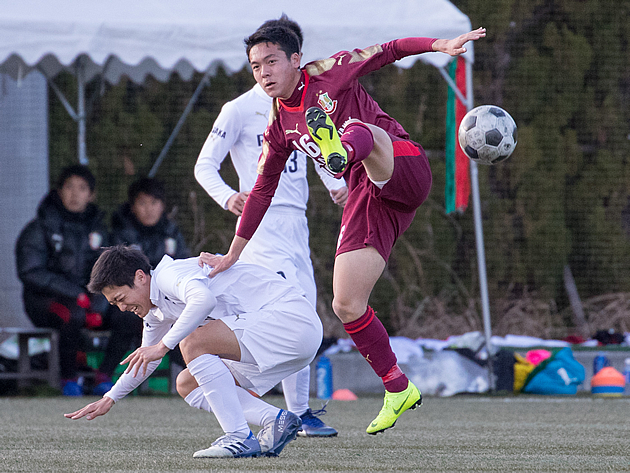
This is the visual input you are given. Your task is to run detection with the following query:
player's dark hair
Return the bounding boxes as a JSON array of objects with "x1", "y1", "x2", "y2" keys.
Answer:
[
  {"x1": 128, "y1": 177, "x2": 166, "y2": 204},
  {"x1": 245, "y1": 14, "x2": 302, "y2": 60},
  {"x1": 88, "y1": 245, "x2": 151, "y2": 293},
  {"x1": 56, "y1": 164, "x2": 96, "y2": 192},
  {"x1": 258, "y1": 14, "x2": 303, "y2": 50}
]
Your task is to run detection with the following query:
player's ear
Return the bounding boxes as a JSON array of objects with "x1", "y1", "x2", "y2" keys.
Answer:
[
  {"x1": 134, "y1": 269, "x2": 147, "y2": 286},
  {"x1": 290, "y1": 52, "x2": 301, "y2": 68}
]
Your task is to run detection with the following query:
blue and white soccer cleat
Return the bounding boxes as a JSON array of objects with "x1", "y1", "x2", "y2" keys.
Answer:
[
  {"x1": 297, "y1": 407, "x2": 338, "y2": 437},
  {"x1": 193, "y1": 431, "x2": 261, "y2": 458},
  {"x1": 256, "y1": 409, "x2": 302, "y2": 457}
]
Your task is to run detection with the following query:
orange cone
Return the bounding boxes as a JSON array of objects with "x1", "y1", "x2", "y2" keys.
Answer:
[{"x1": 591, "y1": 366, "x2": 625, "y2": 397}]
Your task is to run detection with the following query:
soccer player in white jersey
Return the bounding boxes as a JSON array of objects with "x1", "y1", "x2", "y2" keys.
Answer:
[
  {"x1": 65, "y1": 245, "x2": 323, "y2": 459},
  {"x1": 194, "y1": 17, "x2": 345, "y2": 438}
]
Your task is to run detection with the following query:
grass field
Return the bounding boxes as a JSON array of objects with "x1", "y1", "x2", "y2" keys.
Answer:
[{"x1": 1, "y1": 393, "x2": 629, "y2": 472}]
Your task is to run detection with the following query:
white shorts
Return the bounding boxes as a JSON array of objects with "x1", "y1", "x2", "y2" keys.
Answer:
[
  {"x1": 238, "y1": 207, "x2": 317, "y2": 306},
  {"x1": 220, "y1": 293, "x2": 322, "y2": 396}
]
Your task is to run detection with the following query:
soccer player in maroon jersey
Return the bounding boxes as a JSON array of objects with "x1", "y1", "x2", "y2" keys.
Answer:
[{"x1": 200, "y1": 16, "x2": 485, "y2": 434}]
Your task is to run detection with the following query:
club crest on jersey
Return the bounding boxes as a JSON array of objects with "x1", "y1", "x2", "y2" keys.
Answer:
[{"x1": 317, "y1": 92, "x2": 337, "y2": 114}]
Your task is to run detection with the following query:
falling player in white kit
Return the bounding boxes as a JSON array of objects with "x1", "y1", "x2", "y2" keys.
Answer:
[
  {"x1": 65, "y1": 245, "x2": 322, "y2": 458},
  {"x1": 194, "y1": 18, "x2": 345, "y2": 438}
]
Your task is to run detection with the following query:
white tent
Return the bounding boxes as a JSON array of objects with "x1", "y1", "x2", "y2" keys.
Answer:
[
  {"x1": 1, "y1": 0, "x2": 473, "y2": 81},
  {"x1": 0, "y1": 0, "x2": 494, "y2": 384}
]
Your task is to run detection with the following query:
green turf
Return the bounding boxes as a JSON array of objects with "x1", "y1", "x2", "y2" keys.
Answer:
[{"x1": 1, "y1": 394, "x2": 629, "y2": 472}]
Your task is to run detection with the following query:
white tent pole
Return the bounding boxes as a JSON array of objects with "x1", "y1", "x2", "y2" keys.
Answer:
[
  {"x1": 148, "y1": 69, "x2": 211, "y2": 178},
  {"x1": 441, "y1": 59, "x2": 495, "y2": 390},
  {"x1": 40, "y1": 68, "x2": 78, "y2": 122},
  {"x1": 76, "y1": 57, "x2": 88, "y2": 165},
  {"x1": 438, "y1": 66, "x2": 467, "y2": 107},
  {"x1": 464, "y1": 59, "x2": 495, "y2": 390}
]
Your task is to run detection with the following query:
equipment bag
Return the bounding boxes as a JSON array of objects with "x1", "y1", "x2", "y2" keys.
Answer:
[{"x1": 522, "y1": 347, "x2": 585, "y2": 395}]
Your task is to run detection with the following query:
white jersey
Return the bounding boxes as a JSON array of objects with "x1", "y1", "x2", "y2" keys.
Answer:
[
  {"x1": 194, "y1": 84, "x2": 345, "y2": 305},
  {"x1": 194, "y1": 83, "x2": 344, "y2": 211},
  {"x1": 105, "y1": 255, "x2": 321, "y2": 400}
]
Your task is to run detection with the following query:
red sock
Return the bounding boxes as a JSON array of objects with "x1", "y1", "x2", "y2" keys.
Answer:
[
  {"x1": 343, "y1": 306, "x2": 409, "y2": 393},
  {"x1": 341, "y1": 122, "x2": 374, "y2": 163}
]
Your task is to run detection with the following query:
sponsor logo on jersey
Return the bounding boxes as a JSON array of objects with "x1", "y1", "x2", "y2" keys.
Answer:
[
  {"x1": 317, "y1": 92, "x2": 337, "y2": 114},
  {"x1": 285, "y1": 123, "x2": 301, "y2": 135},
  {"x1": 210, "y1": 126, "x2": 227, "y2": 139}
]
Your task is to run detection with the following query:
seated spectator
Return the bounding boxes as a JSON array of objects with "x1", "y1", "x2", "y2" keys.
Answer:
[
  {"x1": 111, "y1": 177, "x2": 190, "y2": 267},
  {"x1": 15, "y1": 165, "x2": 142, "y2": 396}
]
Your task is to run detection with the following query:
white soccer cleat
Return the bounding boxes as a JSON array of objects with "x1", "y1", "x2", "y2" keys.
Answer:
[
  {"x1": 193, "y1": 431, "x2": 261, "y2": 458},
  {"x1": 256, "y1": 409, "x2": 302, "y2": 457}
]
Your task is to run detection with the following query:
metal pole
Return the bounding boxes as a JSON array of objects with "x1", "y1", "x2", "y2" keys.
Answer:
[
  {"x1": 77, "y1": 57, "x2": 88, "y2": 165},
  {"x1": 464, "y1": 59, "x2": 495, "y2": 390},
  {"x1": 148, "y1": 70, "x2": 211, "y2": 178}
]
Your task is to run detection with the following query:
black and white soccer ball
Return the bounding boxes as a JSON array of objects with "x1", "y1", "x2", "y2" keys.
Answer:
[{"x1": 458, "y1": 105, "x2": 517, "y2": 165}]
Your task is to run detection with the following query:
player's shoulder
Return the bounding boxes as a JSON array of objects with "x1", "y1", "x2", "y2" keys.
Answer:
[
  {"x1": 153, "y1": 256, "x2": 201, "y2": 282},
  {"x1": 304, "y1": 45, "x2": 384, "y2": 77},
  {"x1": 229, "y1": 84, "x2": 270, "y2": 110}
]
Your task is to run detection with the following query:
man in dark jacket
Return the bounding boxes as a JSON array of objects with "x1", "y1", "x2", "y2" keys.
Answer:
[
  {"x1": 111, "y1": 177, "x2": 190, "y2": 268},
  {"x1": 15, "y1": 165, "x2": 142, "y2": 396}
]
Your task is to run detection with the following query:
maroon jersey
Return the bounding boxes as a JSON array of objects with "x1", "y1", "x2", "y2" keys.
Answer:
[{"x1": 237, "y1": 37, "x2": 436, "y2": 242}]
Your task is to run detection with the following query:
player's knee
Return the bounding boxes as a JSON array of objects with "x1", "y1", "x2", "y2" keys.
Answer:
[
  {"x1": 179, "y1": 331, "x2": 202, "y2": 362},
  {"x1": 176, "y1": 368, "x2": 198, "y2": 398},
  {"x1": 332, "y1": 297, "x2": 364, "y2": 324}
]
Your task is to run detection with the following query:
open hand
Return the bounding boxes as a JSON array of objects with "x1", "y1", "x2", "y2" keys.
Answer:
[
  {"x1": 64, "y1": 396, "x2": 114, "y2": 421},
  {"x1": 435, "y1": 27, "x2": 486, "y2": 56},
  {"x1": 198, "y1": 251, "x2": 238, "y2": 278},
  {"x1": 121, "y1": 343, "x2": 168, "y2": 377}
]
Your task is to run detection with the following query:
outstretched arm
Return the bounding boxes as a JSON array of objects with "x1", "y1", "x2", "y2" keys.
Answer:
[{"x1": 432, "y1": 27, "x2": 486, "y2": 56}]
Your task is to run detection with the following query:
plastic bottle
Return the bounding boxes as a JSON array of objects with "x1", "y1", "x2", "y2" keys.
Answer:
[
  {"x1": 593, "y1": 352, "x2": 610, "y2": 375},
  {"x1": 316, "y1": 355, "x2": 333, "y2": 400},
  {"x1": 624, "y1": 358, "x2": 630, "y2": 396}
]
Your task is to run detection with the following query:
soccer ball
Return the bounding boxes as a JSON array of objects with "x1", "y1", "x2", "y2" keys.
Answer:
[{"x1": 458, "y1": 105, "x2": 517, "y2": 165}]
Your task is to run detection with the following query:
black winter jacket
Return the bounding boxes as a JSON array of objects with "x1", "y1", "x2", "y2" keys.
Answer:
[
  {"x1": 110, "y1": 203, "x2": 190, "y2": 268},
  {"x1": 15, "y1": 191, "x2": 109, "y2": 300}
]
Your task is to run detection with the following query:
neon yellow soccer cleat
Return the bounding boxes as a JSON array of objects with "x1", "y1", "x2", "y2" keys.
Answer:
[
  {"x1": 305, "y1": 106, "x2": 348, "y2": 175},
  {"x1": 366, "y1": 381, "x2": 422, "y2": 435}
]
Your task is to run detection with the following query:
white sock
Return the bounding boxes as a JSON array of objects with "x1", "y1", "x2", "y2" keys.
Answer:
[
  {"x1": 184, "y1": 385, "x2": 278, "y2": 427},
  {"x1": 187, "y1": 354, "x2": 249, "y2": 439},
  {"x1": 184, "y1": 387, "x2": 212, "y2": 412},
  {"x1": 236, "y1": 386, "x2": 280, "y2": 427},
  {"x1": 281, "y1": 365, "x2": 311, "y2": 416}
]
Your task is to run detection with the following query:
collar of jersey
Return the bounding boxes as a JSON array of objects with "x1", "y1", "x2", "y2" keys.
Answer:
[{"x1": 278, "y1": 70, "x2": 310, "y2": 112}]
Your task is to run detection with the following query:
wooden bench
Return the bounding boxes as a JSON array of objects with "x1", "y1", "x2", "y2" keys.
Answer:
[{"x1": 0, "y1": 327, "x2": 60, "y2": 389}]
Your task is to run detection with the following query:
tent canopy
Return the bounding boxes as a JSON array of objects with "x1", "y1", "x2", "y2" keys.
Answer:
[{"x1": 0, "y1": 0, "x2": 473, "y2": 85}]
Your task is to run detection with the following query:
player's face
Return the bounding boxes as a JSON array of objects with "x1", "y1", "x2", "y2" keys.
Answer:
[
  {"x1": 249, "y1": 42, "x2": 301, "y2": 99},
  {"x1": 131, "y1": 192, "x2": 165, "y2": 227},
  {"x1": 102, "y1": 270, "x2": 154, "y2": 318},
  {"x1": 58, "y1": 175, "x2": 94, "y2": 214}
]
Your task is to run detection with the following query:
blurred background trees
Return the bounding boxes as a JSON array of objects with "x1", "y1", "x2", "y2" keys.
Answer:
[{"x1": 47, "y1": 0, "x2": 630, "y2": 339}]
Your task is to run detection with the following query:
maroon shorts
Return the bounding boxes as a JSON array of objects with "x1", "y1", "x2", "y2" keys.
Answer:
[{"x1": 336, "y1": 138, "x2": 432, "y2": 262}]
